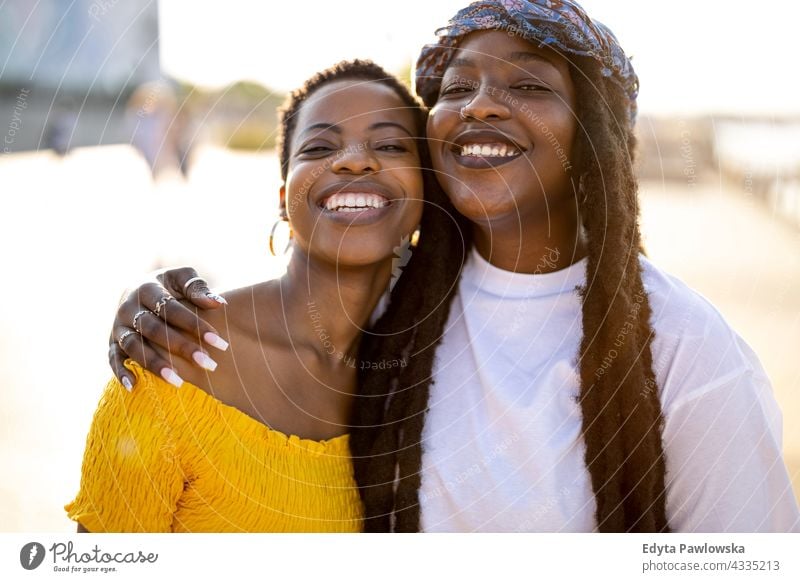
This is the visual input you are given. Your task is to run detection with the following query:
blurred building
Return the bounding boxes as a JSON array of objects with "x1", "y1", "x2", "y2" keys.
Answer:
[
  {"x1": 0, "y1": 0, "x2": 161, "y2": 153},
  {"x1": 714, "y1": 120, "x2": 800, "y2": 229},
  {"x1": 635, "y1": 116, "x2": 715, "y2": 186},
  {"x1": 636, "y1": 115, "x2": 800, "y2": 230}
]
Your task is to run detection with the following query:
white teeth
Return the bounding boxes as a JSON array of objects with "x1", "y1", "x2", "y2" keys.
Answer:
[
  {"x1": 459, "y1": 143, "x2": 520, "y2": 158},
  {"x1": 323, "y1": 193, "x2": 390, "y2": 212}
]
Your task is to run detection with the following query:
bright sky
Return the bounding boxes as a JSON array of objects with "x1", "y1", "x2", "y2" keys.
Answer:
[{"x1": 159, "y1": 0, "x2": 800, "y2": 116}]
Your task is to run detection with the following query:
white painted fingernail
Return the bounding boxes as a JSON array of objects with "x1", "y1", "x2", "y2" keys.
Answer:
[
  {"x1": 207, "y1": 293, "x2": 228, "y2": 305},
  {"x1": 204, "y1": 332, "x2": 229, "y2": 351},
  {"x1": 161, "y1": 368, "x2": 184, "y2": 388},
  {"x1": 193, "y1": 351, "x2": 217, "y2": 371},
  {"x1": 121, "y1": 377, "x2": 133, "y2": 392}
]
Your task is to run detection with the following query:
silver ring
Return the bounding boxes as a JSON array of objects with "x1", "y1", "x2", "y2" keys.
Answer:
[
  {"x1": 182, "y1": 276, "x2": 206, "y2": 295},
  {"x1": 132, "y1": 310, "x2": 150, "y2": 333},
  {"x1": 459, "y1": 107, "x2": 470, "y2": 121},
  {"x1": 153, "y1": 294, "x2": 175, "y2": 317},
  {"x1": 117, "y1": 329, "x2": 136, "y2": 349}
]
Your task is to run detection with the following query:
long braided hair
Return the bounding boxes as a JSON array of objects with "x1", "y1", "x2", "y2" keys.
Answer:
[
  {"x1": 570, "y1": 56, "x2": 669, "y2": 532},
  {"x1": 350, "y1": 51, "x2": 670, "y2": 532}
]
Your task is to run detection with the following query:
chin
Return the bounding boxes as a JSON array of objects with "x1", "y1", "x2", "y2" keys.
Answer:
[
  {"x1": 311, "y1": 238, "x2": 396, "y2": 269},
  {"x1": 441, "y1": 182, "x2": 517, "y2": 222}
]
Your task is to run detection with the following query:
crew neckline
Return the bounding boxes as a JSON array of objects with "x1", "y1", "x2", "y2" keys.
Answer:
[{"x1": 461, "y1": 247, "x2": 587, "y2": 298}]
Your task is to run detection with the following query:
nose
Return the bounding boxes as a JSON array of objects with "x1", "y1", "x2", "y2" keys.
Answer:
[
  {"x1": 460, "y1": 86, "x2": 512, "y2": 122},
  {"x1": 330, "y1": 143, "x2": 380, "y2": 174}
]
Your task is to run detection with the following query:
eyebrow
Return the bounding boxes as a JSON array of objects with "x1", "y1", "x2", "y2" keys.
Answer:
[
  {"x1": 299, "y1": 121, "x2": 414, "y2": 138},
  {"x1": 447, "y1": 52, "x2": 557, "y2": 70},
  {"x1": 509, "y1": 51, "x2": 557, "y2": 67},
  {"x1": 300, "y1": 122, "x2": 341, "y2": 136},
  {"x1": 448, "y1": 57, "x2": 475, "y2": 68},
  {"x1": 369, "y1": 121, "x2": 414, "y2": 137}
]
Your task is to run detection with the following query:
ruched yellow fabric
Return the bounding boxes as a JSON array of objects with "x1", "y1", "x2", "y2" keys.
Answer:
[{"x1": 66, "y1": 361, "x2": 363, "y2": 532}]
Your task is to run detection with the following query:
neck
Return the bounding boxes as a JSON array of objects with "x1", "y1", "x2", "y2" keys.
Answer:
[
  {"x1": 472, "y1": 197, "x2": 587, "y2": 274},
  {"x1": 277, "y1": 247, "x2": 392, "y2": 366}
]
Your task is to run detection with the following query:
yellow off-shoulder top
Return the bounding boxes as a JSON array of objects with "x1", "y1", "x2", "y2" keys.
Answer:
[{"x1": 66, "y1": 361, "x2": 363, "y2": 532}]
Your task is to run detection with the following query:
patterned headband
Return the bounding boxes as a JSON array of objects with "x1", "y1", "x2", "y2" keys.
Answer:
[{"x1": 415, "y1": 0, "x2": 638, "y2": 125}]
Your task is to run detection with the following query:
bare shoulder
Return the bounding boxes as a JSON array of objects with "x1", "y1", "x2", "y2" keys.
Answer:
[
  {"x1": 174, "y1": 279, "x2": 334, "y2": 436},
  {"x1": 178, "y1": 281, "x2": 285, "y2": 394},
  {"x1": 188, "y1": 281, "x2": 281, "y2": 339},
  {"x1": 216, "y1": 280, "x2": 284, "y2": 341}
]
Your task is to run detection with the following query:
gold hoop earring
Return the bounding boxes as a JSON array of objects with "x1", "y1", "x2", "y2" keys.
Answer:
[
  {"x1": 268, "y1": 218, "x2": 292, "y2": 256},
  {"x1": 410, "y1": 226, "x2": 421, "y2": 248}
]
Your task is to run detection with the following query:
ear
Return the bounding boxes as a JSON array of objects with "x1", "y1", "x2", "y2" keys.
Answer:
[{"x1": 279, "y1": 184, "x2": 288, "y2": 219}]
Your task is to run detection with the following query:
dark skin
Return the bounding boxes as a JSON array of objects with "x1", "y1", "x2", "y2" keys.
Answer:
[
  {"x1": 108, "y1": 33, "x2": 586, "y2": 408},
  {"x1": 80, "y1": 80, "x2": 424, "y2": 531}
]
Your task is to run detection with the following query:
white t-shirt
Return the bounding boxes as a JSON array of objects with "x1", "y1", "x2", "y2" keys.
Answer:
[{"x1": 419, "y1": 249, "x2": 800, "y2": 532}]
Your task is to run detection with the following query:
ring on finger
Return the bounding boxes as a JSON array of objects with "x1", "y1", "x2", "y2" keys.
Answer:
[
  {"x1": 132, "y1": 310, "x2": 150, "y2": 333},
  {"x1": 117, "y1": 329, "x2": 137, "y2": 349},
  {"x1": 153, "y1": 294, "x2": 175, "y2": 317},
  {"x1": 183, "y1": 276, "x2": 206, "y2": 296}
]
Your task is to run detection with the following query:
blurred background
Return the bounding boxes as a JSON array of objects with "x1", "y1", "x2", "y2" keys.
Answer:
[{"x1": 0, "y1": 0, "x2": 798, "y2": 531}]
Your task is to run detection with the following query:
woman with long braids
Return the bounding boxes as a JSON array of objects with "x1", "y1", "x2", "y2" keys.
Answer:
[
  {"x1": 101, "y1": 1, "x2": 799, "y2": 532},
  {"x1": 66, "y1": 60, "x2": 454, "y2": 532}
]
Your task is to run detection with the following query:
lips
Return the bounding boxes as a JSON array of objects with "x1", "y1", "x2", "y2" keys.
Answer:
[
  {"x1": 313, "y1": 181, "x2": 397, "y2": 225},
  {"x1": 315, "y1": 181, "x2": 394, "y2": 209},
  {"x1": 324, "y1": 192, "x2": 389, "y2": 212},
  {"x1": 450, "y1": 129, "x2": 527, "y2": 169},
  {"x1": 459, "y1": 143, "x2": 520, "y2": 157}
]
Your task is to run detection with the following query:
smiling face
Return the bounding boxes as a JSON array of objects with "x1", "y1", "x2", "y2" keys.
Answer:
[
  {"x1": 283, "y1": 79, "x2": 424, "y2": 267},
  {"x1": 426, "y1": 30, "x2": 578, "y2": 228}
]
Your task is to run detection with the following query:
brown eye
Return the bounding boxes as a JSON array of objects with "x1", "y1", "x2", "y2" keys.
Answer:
[
  {"x1": 514, "y1": 82, "x2": 552, "y2": 93},
  {"x1": 376, "y1": 144, "x2": 407, "y2": 152},
  {"x1": 441, "y1": 82, "x2": 475, "y2": 96},
  {"x1": 299, "y1": 145, "x2": 333, "y2": 155}
]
